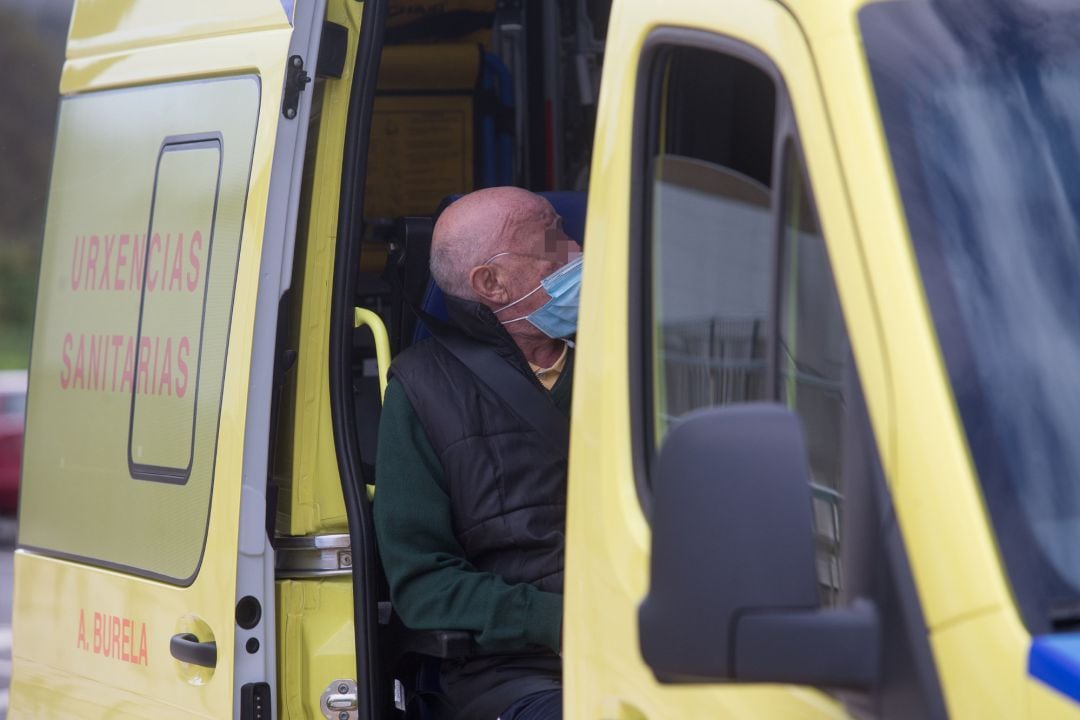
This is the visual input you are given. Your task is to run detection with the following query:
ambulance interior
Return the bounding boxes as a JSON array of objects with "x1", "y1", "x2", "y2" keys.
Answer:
[
  {"x1": 271, "y1": 2, "x2": 611, "y2": 715},
  {"x1": 351, "y1": 0, "x2": 609, "y2": 476},
  {"x1": 271, "y1": 1, "x2": 788, "y2": 716}
]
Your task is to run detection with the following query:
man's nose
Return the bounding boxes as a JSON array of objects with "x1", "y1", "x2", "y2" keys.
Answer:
[{"x1": 543, "y1": 227, "x2": 574, "y2": 255}]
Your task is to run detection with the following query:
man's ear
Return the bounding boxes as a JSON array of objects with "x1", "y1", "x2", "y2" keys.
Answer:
[{"x1": 469, "y1": 264, "x2": 510, "y2": 305}]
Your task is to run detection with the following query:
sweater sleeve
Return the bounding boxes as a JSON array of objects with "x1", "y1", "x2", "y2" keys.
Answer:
[{"x1": 374, "y1": 378, "x2": 562, "y2": 653}]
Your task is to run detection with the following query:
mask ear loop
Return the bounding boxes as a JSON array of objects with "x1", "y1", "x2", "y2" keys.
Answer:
[
  {"x1": 479, "y1": 253, "x2": 543, "y2": 323},
  {"x1": 494, "y1": 284, "x2": 544, "y2": 324}
]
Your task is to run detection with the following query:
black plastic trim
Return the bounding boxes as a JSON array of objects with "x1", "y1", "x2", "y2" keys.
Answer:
[
  {"x1": 328, "y1": 0, "x2": 388, "y2": 718},
  {"x1": 317, "y1": 21, "x2": 349, "y2": 79}
]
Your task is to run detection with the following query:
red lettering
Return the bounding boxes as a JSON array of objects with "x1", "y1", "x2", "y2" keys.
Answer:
[
  {"x1": 100, "y1": 234, "x2": 115, "y2": 290},
  {"x1": 136, "y1": 336, "x2": 151, "y2": 393},
  {"x1": 120, "y1": 336, "x2": 134, "y2": 393},
  {"x1": 169, "y1": 233, "x2": 184, "y2": 291},
  {"x1": 147, "y1": 234, "x2": 161, "y2": 291},
  {"x1": 121, "y1": 618, "x2": 132, "y2": 662},
  {"x1": 130, "y1": 234, "x2": 145, "y2": 291},
  {"x1": 159, "y1": 337, "x2": 173, "y2": 397},
  {"x1": 82, "y1": 611, "x2": 149, "y2": 664},
  {"x1": 86, "y1": 235, "x2": 100, "y2": 291},
  {"x1": 176, "y1": 336, "x2": 190, "y2": 398},
  {"x1": 161, "y1": 233, "x2": 172, "y2": 291},
  {"x1": 187, "y1": 231, "x2": 202, "y2": 292},
  {"x1": 111, "y1": 615, "x2": 121, "y2": 658},
  {"x1": 138, "y1": 623, "x2": 148, "y2": 666},
  {"x1": 93, "y1": 612, "x2": 102, "y2": 653},
  {"x1": 73, "y1": 334, "x2": 86, "y2": 389},
  {"x1": 110, "y1": 334, "x2": 123, "y2": 391},
  {"x1": 77, "y1": 609, "x2": 88, "y2": 650},
  {"x1": 88, "y1": 334, "x2": 103, "y2": 391},
  {"x1": 60, "y1": 333, "x2": 72, "y2": 388},
  {"x1": 150, "y1": 336, "x2": 160, "y2": 395},
  {"x1": 115, "y1": 234, "x2": 129, "y2": 290},
  {"x1": 71, "y1": 235, "x2": 85, "y2": 291}
]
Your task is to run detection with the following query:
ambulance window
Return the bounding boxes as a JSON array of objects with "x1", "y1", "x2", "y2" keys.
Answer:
[
  {"x1": 18, "y1": 77, "x2": 259, "y2": 584},
  {"x1": 129, "y1": 138, "x2": 223, "y2": 483},
  {"x1": 639, "y1": 41, "x2": 854, "y2": 604},
  {"x1": 646, "y1": 47, "x2": 776, "y2": 444},
  {"x1": 776, "y1": 141, "x2": 851, "y2": 605}
]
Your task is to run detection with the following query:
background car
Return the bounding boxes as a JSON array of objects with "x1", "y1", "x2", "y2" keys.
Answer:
[{"x1": 0, "y1": 369, "x2": 27, "y2": 514}]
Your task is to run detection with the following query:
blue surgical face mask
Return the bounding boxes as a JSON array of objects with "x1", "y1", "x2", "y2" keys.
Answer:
[{"x1": 494, "y1": 256, "x2": 583, "y2": 338}]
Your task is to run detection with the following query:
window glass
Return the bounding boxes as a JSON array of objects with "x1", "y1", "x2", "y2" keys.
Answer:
[
  {"x1": 777, "y1": 142, "x2": 851, "y2": 604},
  {"x1": 18, "y1": 78, "x2": 259, "y2": 583},
  {"x1": 862, "y1": 0, "x2": 1080, "y2": 633},
  {"x1": 129, "y1": 139, "x2": 222, "y2": 483},
  {"x1": 650, "y1": 49, "x2": 776, "y2": 443},
  {"x1": 645, "y1": 47, "x2": 852, "y2": 603}
]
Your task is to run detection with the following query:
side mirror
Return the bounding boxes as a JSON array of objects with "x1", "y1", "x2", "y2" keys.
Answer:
[{"x1": 638, "y1": 404, "x2": 879, "y2": 689}]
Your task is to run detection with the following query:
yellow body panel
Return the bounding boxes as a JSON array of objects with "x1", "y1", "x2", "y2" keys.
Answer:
[
  {"x1": 11, "y1": 1, "x2": 294, "y2": 716},
  {"x1": 276, "y1": 579, "x2": 356, "y2": 719},
  {"x1": 930, "y1": 608, "x2": 1027, "y2": 719},
  {"x1": 270, "y1": 0, "x2": 362, "y2": 714},
  {"x1": 273, "y1": 0, "x2": 362, "y2": 538},
  {"x1": 66, "y1": 1, "x2": 290, "y2": 60}
]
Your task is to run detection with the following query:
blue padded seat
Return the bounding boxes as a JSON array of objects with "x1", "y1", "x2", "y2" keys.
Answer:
[{"x1": 413, "y1": 190, "x2": 587, "y2": 343}]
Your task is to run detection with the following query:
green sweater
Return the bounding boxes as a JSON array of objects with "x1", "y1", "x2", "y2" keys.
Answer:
[{"x1": 373, "y1": 366, "x2": 572, "y2": 654}]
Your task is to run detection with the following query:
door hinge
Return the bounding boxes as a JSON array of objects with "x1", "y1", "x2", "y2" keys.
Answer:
[
  {"x1": 282, "y1": 54, "x2": 312, "y2": 119},
  {"x1": 321, "y1": 678, "x2": 358, "y2": 720}
]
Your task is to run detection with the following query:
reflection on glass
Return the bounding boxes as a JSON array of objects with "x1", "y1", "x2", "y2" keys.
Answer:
[
  {"x1": 129, "y1": 140, "x2": 221, "y2": 483},
  {"x1": 778, "y1": 144, "x2": 850, "y2": 605},
  {"x1": 652, "y1": 155, "x2": 772, "y2": 442},
  {"x1": 863, "y1": 0, "x2": 1080, "y2": 631}
]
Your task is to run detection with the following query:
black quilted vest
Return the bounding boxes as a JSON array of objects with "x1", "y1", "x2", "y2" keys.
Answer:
[{"x1": 389, "y1": 296, "x2": 570, "y2": 595}]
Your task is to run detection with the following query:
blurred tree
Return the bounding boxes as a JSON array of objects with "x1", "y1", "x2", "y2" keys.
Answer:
[
  {"x1": 0, "y1": 1, "x2": 71, "y2": 367},
  {"x1": 0, "y1": 3, "x2": 68, "y2": 247}
]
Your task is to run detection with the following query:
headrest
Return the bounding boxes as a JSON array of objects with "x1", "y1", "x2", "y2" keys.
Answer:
[{"x1": 538, "y1": 191, "x2": 588, "y2": 246}]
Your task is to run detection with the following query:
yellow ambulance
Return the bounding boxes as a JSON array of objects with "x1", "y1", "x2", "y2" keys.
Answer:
[{"x1": 12, "y1": 0, "x2": 1080, "y2": 717}]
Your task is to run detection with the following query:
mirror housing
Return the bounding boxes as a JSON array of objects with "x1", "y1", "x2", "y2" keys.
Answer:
[{"x1": 638, "y1": 404, "x2": 879, "y2": 688}]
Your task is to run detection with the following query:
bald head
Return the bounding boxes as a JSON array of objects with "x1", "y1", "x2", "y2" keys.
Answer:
[{"x1": 429, "y1": 187, "x2": 555, "y2": 300}]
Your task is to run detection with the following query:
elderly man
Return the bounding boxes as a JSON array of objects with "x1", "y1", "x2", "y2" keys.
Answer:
[{"x1": 375, "y1": 187, "x2": 582, "y2": 720}]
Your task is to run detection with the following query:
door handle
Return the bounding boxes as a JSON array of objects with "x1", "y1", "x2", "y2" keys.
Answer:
[{"x1": 170, "y1": 632, "x2": 217, "y2": 668}]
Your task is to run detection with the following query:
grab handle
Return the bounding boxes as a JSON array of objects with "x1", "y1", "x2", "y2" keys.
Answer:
[
  {"x1": 354, "y1": 307, "x2": 390, "y2": 401},
  {"x1": 170, "y1": 632, "x2": 217, "y2": 668}
]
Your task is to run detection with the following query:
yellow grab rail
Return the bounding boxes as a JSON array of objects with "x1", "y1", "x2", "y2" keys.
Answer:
[{"x1": 354, "y1": 307, "x2": 391, "y2": 402}]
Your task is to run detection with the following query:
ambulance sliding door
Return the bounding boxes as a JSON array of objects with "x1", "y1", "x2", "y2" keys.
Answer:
[{"x1": 11, "y1": 1, "x2": 327, "y2": 717}]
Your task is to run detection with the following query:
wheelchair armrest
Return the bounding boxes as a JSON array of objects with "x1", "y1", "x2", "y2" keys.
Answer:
[
  {"x1": 399, "y1": 629, "x2": 477, "y2": 659},
  {"x1": 379, "y1": 600, "x2": 479, "y2": 660}
]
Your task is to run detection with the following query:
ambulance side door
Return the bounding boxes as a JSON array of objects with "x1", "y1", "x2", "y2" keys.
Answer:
[{"x1": 11, "y1": 2, "x2": 326, "y2": 717}]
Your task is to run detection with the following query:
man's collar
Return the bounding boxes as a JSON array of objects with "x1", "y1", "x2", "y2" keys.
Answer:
[{"x1": 443, "y1": 293, "x2": 518, "y2": 348}]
